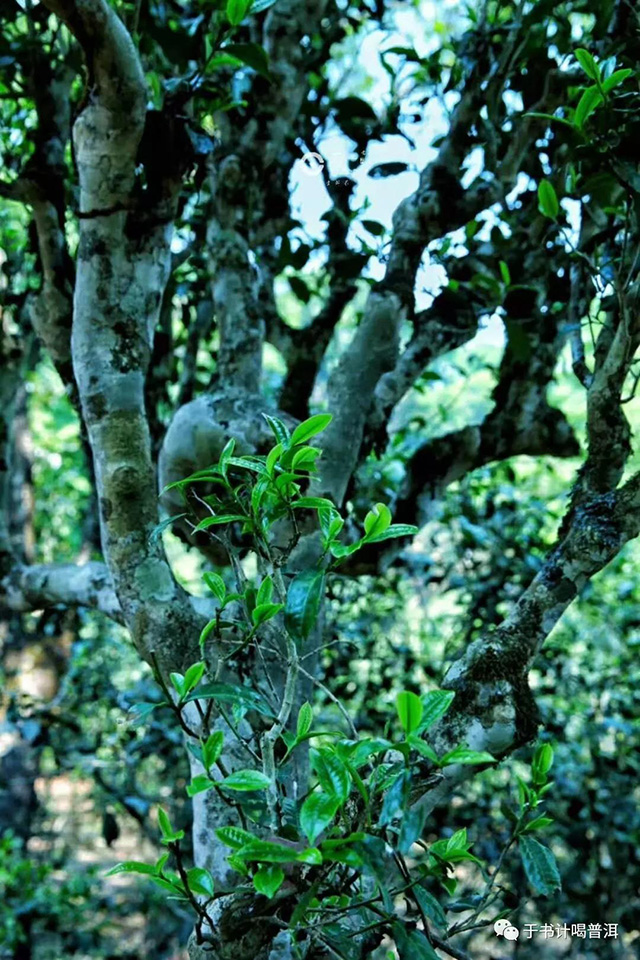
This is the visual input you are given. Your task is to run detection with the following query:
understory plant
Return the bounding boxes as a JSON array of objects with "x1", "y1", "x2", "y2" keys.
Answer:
[{"x1": 109, "y1": 415, "x2": 560, "y2": 958}]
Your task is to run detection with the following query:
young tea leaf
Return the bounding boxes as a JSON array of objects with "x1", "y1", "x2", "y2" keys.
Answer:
[
  {"x1": 297, "y1": 702, "x2": 313, "y2": 739},
  {"x1": 363, "y1": 502, "x2": 392, "y2": 539},
  {"x1": 106, "y1": 860, "x2": 155, "y2": 877},
  {"x1": 226, "y1": 0, "x2": 250, "y2": 26},
  {"x1": 253, "y1": 864, "x2": 285, "y2": 898},
  {"x1": 262, "y1": 413, "x2": 290, "y2": 445},
  {"x1": 186, "y1": 866, "x2": 215, "y2": 898},
  {"x1": 285, "y1": 570, "x2": 325, "y2": 643},
  {"x1": 537, "y1": 179, "x2": 559, "y2": 220},
  {"x1": 439, "y1": 746, "x2": 497, "y2": 766},
  {"x1": 575, "y1": 47, "x2": 600, "y2": 81},
  {"x1": 419, "y1": 689, "x2": 455, "y2": 731},
  {"x1": 365, "y1": 523, "x2": 418, "y2": 544},
  {"x1": 396, "y1": 691, "x2": 423, "y2": 734},
  {"x1": 300, "y1": 790, "x2": 339, "y2": 844},
  {"x1": 186, "y1": 775, "x2": 214, "y2": 797},
  {"x1": 289, "y1": 413, "x2": 333, "y2": 447},
  {"x1": 203, "y1": 572, "x2": 226, "y2": 602},
  {"x1": 221, "y1": 769, "x2": 271, "y2": 791},
  {"x1": 216, "y1": 826, "x2": 257, "y2": 849}
]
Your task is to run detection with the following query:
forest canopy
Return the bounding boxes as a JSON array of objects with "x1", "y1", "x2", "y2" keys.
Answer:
[{"x1": 1, "y1": 0, "x2": 640, "y2": 958}]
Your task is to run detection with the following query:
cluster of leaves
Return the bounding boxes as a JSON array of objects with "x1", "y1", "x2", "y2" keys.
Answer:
[
  {"x1": 0, "y1": 832, "x2": 98, "y2": 955},
  {"x1": 113, "y1": 415, "x2": 561, "y2": 956}
]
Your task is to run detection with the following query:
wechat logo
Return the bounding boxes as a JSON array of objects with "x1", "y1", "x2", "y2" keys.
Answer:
[{"x1": 494, "y1": 919, "x2": 520, "y2": 940}]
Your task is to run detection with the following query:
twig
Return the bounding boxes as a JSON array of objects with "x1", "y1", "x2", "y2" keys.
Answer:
[{"x1": 298, "y1": 662, "x2": 358, "y2": 739}]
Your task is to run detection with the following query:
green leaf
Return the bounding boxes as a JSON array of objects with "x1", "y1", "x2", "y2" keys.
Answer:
[
  {"x1": 518, "y1": 835, "x2": 562, "y2": 896},
  {"x1": 263, "y1": 414, "x2": 290, "y2": 446},
  {"x1": 253, "y1": 864, "x2": 285, "y2": 898},
  {"x1": 379, "y1": 769, "x2": 410, "y2": 826},
  {"x1": 157, "y1": 808, "x2": 172, "y2": 838},
  {"x1": 398, "y1": 804, "x2": 427, "y2": 854},
  {"x1": 195, "y1": 514, "x2": 249, "y2": 530},
  {"x1": 292, "y1": 496, "x2": 336, "y2": 511},
  {"x1": 574, "y1": 85, "x2": 603, "y2": 129},
  {"x1": 285, "y1": 570, "x2": 325, "y2": 643},
  {"x1": 499, "y1": 260, "x2": 511, "y2": 285},
  {"x1": 223, "y1": 42, "x2": 272, "y2": 80},
  {"x1": 419, "y1": 690, "x2": 455, "y2": 731},
  {"x1": 221, "y1": 769, "x2": 271, "y2": 791},
  {"x1": 524, "y1": 110, "x2": 576, "y2": 130},
  {"x1": 343, "y1": 738, "x2": 391, "y2": 768},
  {"x1": 236, "y1": 839, "x2": 301, "y2": 863},
  {"x1": 439, "y1": 746, "x2": 497, "y2": 766},
  {"x1": 149, "y1": 874, "x2": 187, "y2": 896},
  {"x1": 218, "y1": 437, "x2": 236, "y2": 476},
  {"x1": 226, "y1": 0, "x2": 250, "y2": 26},
  {"x1": 537, "y1": 180, "x2": 559, "y2": 220},
  {"x1": 365, "y1": 523, "x2": 418, "y2": 543},
  {"x1": 407, "y1": 736, "x2": 439, "y2": 764},
  {"x1": 216, "y1": 826, "x2": 257, "y2": 849},
  {"x1": 149, "y1": 513, "x2": 187, "y2": 544},
  {"x1": 106, "y1": 860, "x2": 155, "y2": 877},
  {"x1": 226, "y1": 456, "x2": 268, "y2": 474},
  {"x1": 199, "y1": 618, "x2": 218, "y2": 650},
  {"x1": 531, "y1": 743, "x2": 553, "y2": 786},
  {"x1": 252, "y1": 602, "x2": 284, "y2": 626},
  {"x1": 183, "y1": 682, "x2": 274, "y2": 716},
  {"x1": 532, "y1": 743, "x2": 554, "y2": 783},
  {"x1": 226, "y1": 855, "x2": 250, "y2": 877},
  {"x1": 413, "y1": 886, "x2": 447, "y2": 930},
  {"x1": 170, "y1": 672, "x2": 185, "y2": 697},
  {"x1": 183, "y1": 661, "x2": 205, "y2": 696},
  {"x1": 202, "y1": 731, "x2": 224, "y2": 769},
  {"x1": 602, "y1": 68, "x2": 633, "y2": 92},
  {"x1": 575, "y1": 47, "x2": 600, "y2": 81},
  {"x1": 329, "y1": 540, "x2": 362, "y2": 559},
  {"x1": 296, "y1": 702, "x2": 313, "y2": 739},
  {"x1": 289, "y1": 413, "x2": 333, "y2": 446},
  {"x1": 187, "y1": 775, "x2": 214, "y2": 797},
  {"x1": 297, "y1": 847, "x2": 322, "y2": 864},
  {"x1": 291, "y1": 445, "x2": 321, "y2": 470},
  {"x1": 186, "y1": 867, "x2": 215, "y2": 898},
  {"x1": 522, "y1": 816, "x2": 554, "y2": 833},
  {"x1": 361, "y1": 219, "x2": 386, "y2": 236},
  {"x1": 157, "y1": 808, "x2": 184, "y2": 844},
  {"x1": 393, "y1": 922, "x2": 439, "y2": 960},
  {"x1": 203, "y1": 572, "x2": 226, "y2": 602},
  {"x1": 363, "y1": 502, "x2": 391, "y2": 539},
  {"x1": 396, "y1": 691, "x2": 423, "y2": 734},
  {"x1": 127, "y1": 701, "x2": 164, "y2": 726},
  {"x1": 446, "y1": 828, "x2": 468, "y2": 853},
  {"x1": 318, "y1": 507, "x2": 344, "y2": 543},
  {"x1": 300, "y1": 790, "x2": 339, "y2": 844},
  {"x1": 256, "y1": 576, "x2": 273, "y2": 606},
  {"x1": 313, "y1": 748, "x2": 351, "y2": 803}
]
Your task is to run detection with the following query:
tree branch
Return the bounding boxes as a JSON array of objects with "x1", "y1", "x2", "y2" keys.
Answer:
[{"x1": 1, "y1": 561, "x2": 123, "y2": 623}]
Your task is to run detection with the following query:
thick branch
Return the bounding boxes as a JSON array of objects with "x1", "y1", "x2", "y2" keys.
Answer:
[
  {"x1": 396, "y1": 310, "x2": 579, "y2": 524},
  {"x1": 415, "y1": 470, "x2": 640, "y2": 818},
  {"x1": 1, "y1": 561, "x2": 123, "y2": 623},
  {"x1": 40, "y1": 0, "x2": 202, "y2": 672},
  {"x1": 43, "y1": 0, "x2": 145, "y2": 122},
  {"x1": 315, "y1": 84, "x2": 553, "y2": 503}
]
